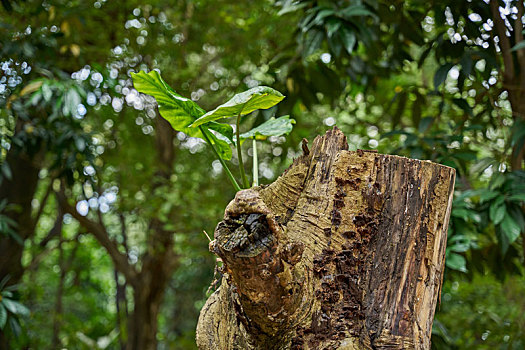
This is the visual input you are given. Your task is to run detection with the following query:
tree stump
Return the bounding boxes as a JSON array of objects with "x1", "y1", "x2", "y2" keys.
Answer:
[{"x1": 196, "y1": 128, "x2": 455, "y2": 350}]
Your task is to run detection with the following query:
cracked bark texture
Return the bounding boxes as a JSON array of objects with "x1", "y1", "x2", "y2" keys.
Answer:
[{"x1": 196, "y1": 128, "x2": 455, "y2": 350}]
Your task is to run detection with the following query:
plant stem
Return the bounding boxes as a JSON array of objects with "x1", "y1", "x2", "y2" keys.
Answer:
[
  {"x1": 200, "y1": 126, "x2": 241, "y2": 192},
  {"x1": 252, "y1": 137, "x2": 258, "y2": 187},
  {"x1": 236, "y1": 113, "x2": 249, "y2": 188}
]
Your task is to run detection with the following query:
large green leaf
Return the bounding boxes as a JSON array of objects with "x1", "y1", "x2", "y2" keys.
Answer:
[
  {"x1": 203, "y1": 129, "x2": 232, "y2": 160},
  {"x1": 240, "y1": 116, "x2": 295, "y2": 140},
  {"x1": 508, "y1": 194, "x2": 525, "y2": 202},
  {"x1": 303, "y1": 29, "x2": 324, "y2": 56},
  {"x1": 448, "y1": 240, "x2": 470, "y2": 253},
  {"x1": 500, "y1": 214, "x2": 521, "y2": 244},
  {"x1": 340, "y1": 26, "x2": 357, "y2": 54},
  {"x1": 9, "y1": 317, "x2": 21, "y2": 338},
  {"x1": 2, "y1": 298, "x2": 29, "y2": 317},
  {"x1": 489, "y1": 200, "x2": 505, "y2": 225},
  {"x1": 446, "y1": 252, "x2": 467, "y2": 272},
  {"x1": 190, "y1": 86, "x2": 284, "y2": 128},
  {"x1": 208, "y1": 122, "x2": 234, "y2": 143},
  {"x1": 452, "y1": 208, "x2": 480, "y2": 223},
  {"x1": 433, "y1": 63, "x2": 454, "y2": 90},
  {"x1": 0, "y1": 304, "x2": 6, "y2": 330},
  {"x1": 313, "y1": 8, "x2": 335, "y2": 26},
  {"x1": 489, "y1": 173, "x2": 505, "y2": 190},
  {"x1": 325, "y1": 18, "x2": 342, "y2": 37},
  {"x1": 340, "y1": 4, "x2": 377, "y2": 19},
  {"x1": 479, "y1": 189, "x2": 499, "y2": 203},
  {"x1": 131, "y1": 70, "x2": 206, "y2": 138}
]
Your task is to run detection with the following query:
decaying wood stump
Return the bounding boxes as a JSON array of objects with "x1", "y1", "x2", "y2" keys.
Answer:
[{"x1": 196, "y1": 128, "x2": 455, "y2": 350}]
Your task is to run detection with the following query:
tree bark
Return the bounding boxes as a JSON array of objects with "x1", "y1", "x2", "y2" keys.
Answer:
[
  {"x1": 126, "y1": 278, "x2": 165, "y2": 350},
  {"x1": 489, "y1": 0, "x2": 525, "y2": 171},
  {"x1": 123, "y1": 114, "x2": 178, "y2": 350},
  {"x1": 489, "y1": 0, "x2": 525, "y2": 261},
  {"x1": 51, "y1": 234, "x2": 79, "y2": 347},
  {"x1": 0, "y1": 119, "x2": 44, "y2": 286},
  {"x1": 196, "y1": 128, "x2": 455, "y2": 350}
]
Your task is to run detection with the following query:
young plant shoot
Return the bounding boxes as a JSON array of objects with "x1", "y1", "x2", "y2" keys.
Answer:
[{"x1": 131, "y1": 70, "x2": 295, "y2": 191}]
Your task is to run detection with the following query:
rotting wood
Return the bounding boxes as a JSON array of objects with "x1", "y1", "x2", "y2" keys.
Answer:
[{"x1": 197, "y1": 127, "x2": 455, "y2": 350}]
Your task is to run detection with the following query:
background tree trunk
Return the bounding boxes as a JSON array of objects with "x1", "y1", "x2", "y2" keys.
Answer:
[
  {"x1": 55, "y1": 115, "x2": 178, "y2": 350},
  {"x1": 197, "y1": 128, "x2": 455, "y2": 350},
  {"x1": 0, "y1": 118, "x2": 44, "y2": 286}
]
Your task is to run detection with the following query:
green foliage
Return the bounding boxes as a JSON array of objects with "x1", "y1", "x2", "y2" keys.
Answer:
[
  {"x1": 2, "y1": 0, "x2": 299, "y2": 347},
  {"x1": 433, "y1": 273, "x2": 525, "y2": 349},
  {"x1": 12, "y1": 233, "x2": 120, "y2": 349},
  {"x1": 0, "y1": 277, "x2": 29, "y2": 336},
  {"x1": 0, "y1": 199, "x2": 20, "y2": 244},
  {"x1": 132, "y1": 70, "x2": 292, "y2": 191},
  {"x1": 1, "y1": 75, "x2": 96, "y2": 186},
  {"x1": 483, "y1": 172, "x2": 525, "y2": 255},
  {"x1": 281, "y1": 0, "x2": 525, "y2": 276}
]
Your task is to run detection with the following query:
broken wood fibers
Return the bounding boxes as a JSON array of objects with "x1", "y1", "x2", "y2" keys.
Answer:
[{"x1": 197, "y1": 127, "x2": 456, "y2": 350}]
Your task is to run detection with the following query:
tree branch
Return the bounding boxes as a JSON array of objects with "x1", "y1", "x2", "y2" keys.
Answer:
[
  {"x1": 52, "y1": 232, "x2": 81, "y2": 347},
  {"x1": 119, "y1": 213, "x2": 129, "y2": 255},
  {"x1": 38, "y1": 206, "x2": 63, "y2": 248},
  {"x1": 30, "y1": 178, "x2": 54, "y2": 232},
  {"x1": 490, "y1": 0, "x2": 515, "y2": 83},
  {"x1": 56, "y1": 190, "x2": 139, "y2": 286}
]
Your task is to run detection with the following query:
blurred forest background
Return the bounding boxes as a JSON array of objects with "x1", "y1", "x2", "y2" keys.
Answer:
[{"x1": 1, "y1": 0, "x2": 524, "y2": 349}]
